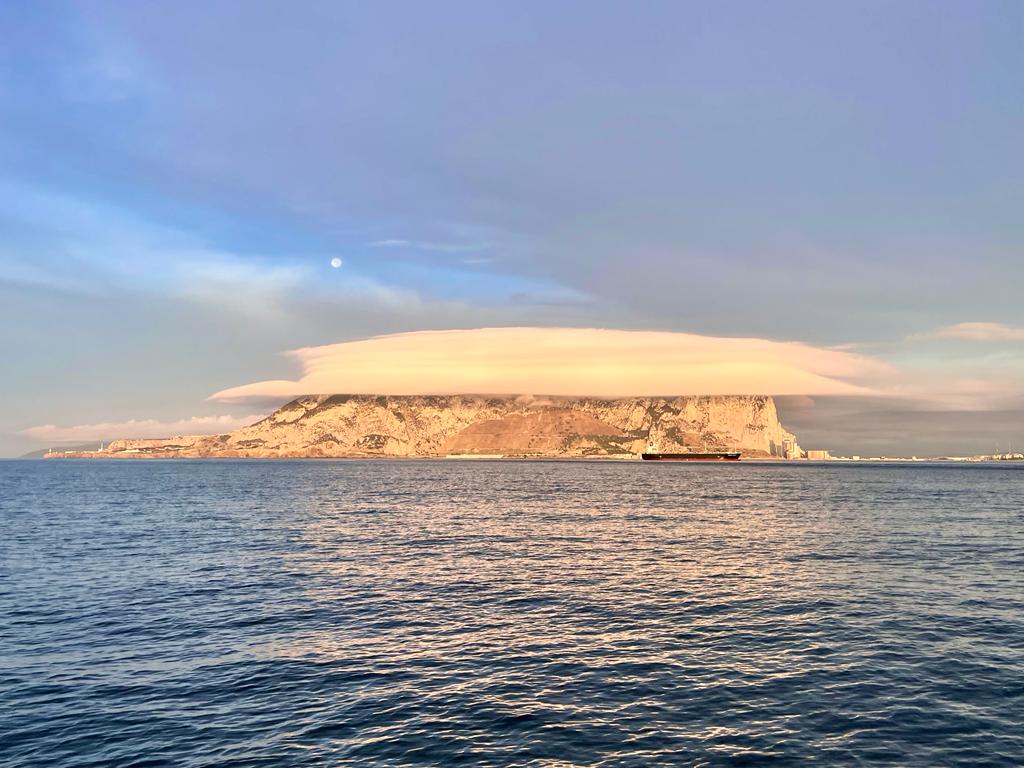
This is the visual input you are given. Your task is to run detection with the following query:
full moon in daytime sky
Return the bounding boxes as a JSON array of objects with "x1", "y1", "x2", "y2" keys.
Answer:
[{"x1": 330, "y1": 257, "x2": 342, "y2": 269}]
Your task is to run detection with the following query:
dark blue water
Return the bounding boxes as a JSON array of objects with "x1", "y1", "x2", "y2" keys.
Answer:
[{"x1": 2, "y1": 460, "x2": 1022, "y2": 766}]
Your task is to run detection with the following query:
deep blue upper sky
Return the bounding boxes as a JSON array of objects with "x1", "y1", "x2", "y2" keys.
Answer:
[{"x1": 1, "y1": 1, "x2": 1022, "y2": 456}]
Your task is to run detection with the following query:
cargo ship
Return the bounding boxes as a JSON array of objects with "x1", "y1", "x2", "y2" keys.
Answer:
[
  {"x1": 641, "y1": 441, "x2": 741, "y2": 461},
  {"x1": 641, "y1": 451, "x2": 741, "y2": 461}
]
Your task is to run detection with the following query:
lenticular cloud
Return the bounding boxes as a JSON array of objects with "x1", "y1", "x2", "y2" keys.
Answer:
[{"x1": 209, "y1": 327, "x2": 888, "y2": 401}]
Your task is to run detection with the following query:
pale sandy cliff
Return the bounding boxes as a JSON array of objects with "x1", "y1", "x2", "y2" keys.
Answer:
[{"x1": 47, "y1": 395, "x2": 802, "y2": 459}]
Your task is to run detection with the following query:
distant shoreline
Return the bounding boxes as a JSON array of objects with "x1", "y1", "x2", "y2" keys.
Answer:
[{"x1": 28, "y1": 454, "x2": 1023, "y2": 464}]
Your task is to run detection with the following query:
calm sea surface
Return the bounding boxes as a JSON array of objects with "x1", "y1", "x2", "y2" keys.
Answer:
[{"x1": 2, "y1": 459, "x2": 1023, "y2": 766}]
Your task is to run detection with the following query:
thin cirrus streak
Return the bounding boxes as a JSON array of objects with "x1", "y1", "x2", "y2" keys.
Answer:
[{"x1": 209, "y1": 327, "x2": 890, "y2": 402}]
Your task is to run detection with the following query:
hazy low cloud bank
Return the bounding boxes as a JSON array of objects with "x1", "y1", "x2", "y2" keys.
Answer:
[
  {"x1": 22, "y1": 414, "x2": 266, "y2": 443},
  {"x1": 777, "y1": 397, "x2": 1024, "y2": 457}
]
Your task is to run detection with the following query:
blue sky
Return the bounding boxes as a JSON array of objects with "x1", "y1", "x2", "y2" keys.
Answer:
[{"x1": 2, "y1": 1, "x2": 1022, "y2": 456}]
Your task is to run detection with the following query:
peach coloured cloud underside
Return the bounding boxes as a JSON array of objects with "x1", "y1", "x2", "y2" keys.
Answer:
[{"x1": 210, "y1": 328, "x2": 886, "y2": 401}]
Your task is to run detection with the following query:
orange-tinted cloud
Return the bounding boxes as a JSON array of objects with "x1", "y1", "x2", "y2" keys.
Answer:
[
  {"x1": 210, "y1": 327, "x2": 889, "y2": 401},
  {"x1": 926, "y1": 322, "x2": 1024, "y2": 342}
]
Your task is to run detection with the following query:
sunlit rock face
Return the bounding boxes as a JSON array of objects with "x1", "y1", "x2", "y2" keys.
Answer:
[{"x1": 57, "y1": 395, "x2": 801, "y2": 459}]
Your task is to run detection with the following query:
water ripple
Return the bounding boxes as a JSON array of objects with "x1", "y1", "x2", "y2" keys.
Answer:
[{"x1": 1, "y1": 459, "x2": 1023, "y2": 766}]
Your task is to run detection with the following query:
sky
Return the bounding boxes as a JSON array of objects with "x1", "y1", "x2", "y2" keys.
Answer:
[{"x1": 1, "y1": 0, "x2": 1022, "y2": 457}]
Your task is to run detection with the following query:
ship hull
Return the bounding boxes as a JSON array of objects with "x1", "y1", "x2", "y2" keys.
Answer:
[{"x1": 641, "y1": 452, "x2": 741, "y2": 461}]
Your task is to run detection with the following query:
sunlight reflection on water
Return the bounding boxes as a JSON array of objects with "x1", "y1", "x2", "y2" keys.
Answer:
[{"x1": 2, "y1": 460, "x2": 1023, "y2": 765}]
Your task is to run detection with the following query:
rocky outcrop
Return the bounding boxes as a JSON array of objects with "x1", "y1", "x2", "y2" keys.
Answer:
[{"x1": 47, "y1": 394, "x2": 801, "y2": 459}]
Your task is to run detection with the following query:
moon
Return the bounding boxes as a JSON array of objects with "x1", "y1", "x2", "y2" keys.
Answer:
[{"x1": 330, "y1": 257, "x2": 343, "y2": 269}]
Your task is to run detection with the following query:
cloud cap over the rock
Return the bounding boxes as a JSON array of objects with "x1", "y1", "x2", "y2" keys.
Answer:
[{"x1": 210, "y1": 327, "x2": 887, "y2": 401}]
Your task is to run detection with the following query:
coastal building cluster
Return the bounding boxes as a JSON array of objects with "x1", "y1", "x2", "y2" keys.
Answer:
[{"x1": 781, "y1": 438, "x2": 831, "y2": 461}]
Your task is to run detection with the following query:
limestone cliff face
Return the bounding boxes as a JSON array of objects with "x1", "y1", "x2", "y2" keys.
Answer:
[{"x1": 58, "y1": 395, "x2": 801, "y2": 459}]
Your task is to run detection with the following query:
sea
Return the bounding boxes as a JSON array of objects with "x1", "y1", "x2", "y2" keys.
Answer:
[{"x1": 1, "y1": 459, "x2": 1022, "y2": 766}]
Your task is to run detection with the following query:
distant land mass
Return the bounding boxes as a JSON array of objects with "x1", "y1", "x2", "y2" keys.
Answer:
[
  {"x1": 21, "y1": 442, "x2": 103, "y2": 459},
  {"x1": 44, "y1": 395, "x2": 802, "y2": 459}
]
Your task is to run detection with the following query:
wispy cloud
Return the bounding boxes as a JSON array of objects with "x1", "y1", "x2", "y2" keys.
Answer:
[
  {"x1": 58, "y1": 32, "x2": 148, "y2": 104},
  {"x1": 922, "y1": 322, "x2": 1024, "y2": 342},
  {"x1": 509, "y1": 287, "x2": 593, "y2": 307},
  {"x1": 170, "y1": 251, "x2": 312, "y2": 319},
  {"x1": 0, "y1": 181, "x2": 319, "y2": 319},
  {"x1": 210, "y1": 327, "x2": 890, "y2": 401},
  {"x1": 21, "y1": 414, "x2": 265, "y2": 442},
  {"x1": 368, "y1": 239, "x2": 492, "y2": 254}
]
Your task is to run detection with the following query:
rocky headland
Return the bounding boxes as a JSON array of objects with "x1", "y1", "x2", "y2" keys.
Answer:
[{"x1": 46, "y1": 394, "x2": 801, "y2": 459}]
